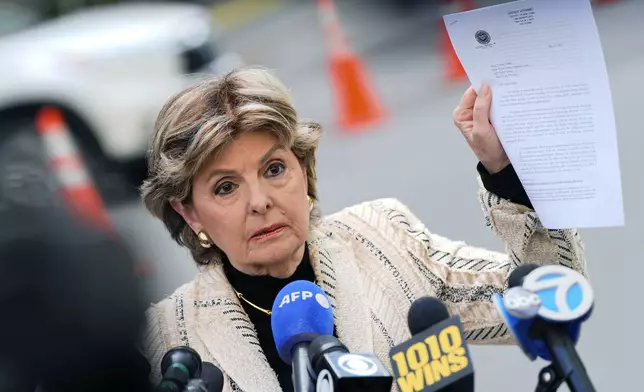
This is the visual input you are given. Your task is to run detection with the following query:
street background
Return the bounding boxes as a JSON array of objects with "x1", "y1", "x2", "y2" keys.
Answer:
[
  {"x1": 117, "y1": 0, "x2": 641, "y2": 391},
  {"x1": 1, "y1": 0, "x2": 641, "y2": 390},
  {"x1": 114, "y1": 1, "x2": 641, "y2": 390}
]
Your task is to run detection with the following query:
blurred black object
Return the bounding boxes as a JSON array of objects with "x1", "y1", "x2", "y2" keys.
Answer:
[
  {"x1": 195, "y1": 362, "x2": 225, "y2": 392},
  {"x1": 0, "y1": 153, "x2": 150, "y2": 390},
  {"x1": 154, "y1": 347, "x2": 226, "y2": 392},
  {"x1": 156, "y1": 346, "x2": 203, "y2": 391}
]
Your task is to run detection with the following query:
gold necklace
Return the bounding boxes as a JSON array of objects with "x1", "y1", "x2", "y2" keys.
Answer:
[
  {"x1": 233, "y1": 289, "x2": 273, "y2": 315},
  {"x1": 233, "y1": 280, "x2": 320, "y2": 316}
]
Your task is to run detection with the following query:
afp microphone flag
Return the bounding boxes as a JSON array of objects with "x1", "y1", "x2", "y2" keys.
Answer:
[
  {"x1": 271, "y1": 280, "x2": 334, "y2": 363},
  {"x1": 388, "y1": 316, "x2": 473, "y2": 392}
]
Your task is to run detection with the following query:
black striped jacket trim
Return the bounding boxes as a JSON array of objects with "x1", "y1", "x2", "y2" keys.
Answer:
[
  {"x1": 379, "y1": 204, "x2": 508, "y2": 273},
  {"x1": 192, "y1": 299, "x2": 263, "y2": 354},
  {"x1": 316, "y1": 248, "x2": 339, "y2": 311},
  {"x1": 175, "y1": 294, "x2": 189, "y2": 347},
  {"x1": 441, "y1": 284, "x2": 502, "y2": 303},
  {"x1": 465, "y1": 324, "x2": 508, "y2": 342},
  {"x1": 229, "y1": 379, "x2": 243, "y2": 392},
  {"x1": 407, "y1": 250, "x2": 501, "y2": 303},
  {"x1": 370, "y1": 310, "x2": 395, "y2": 349},
  {"x1": 547, "y1": 229, "x2": 577, "y2": 270}
]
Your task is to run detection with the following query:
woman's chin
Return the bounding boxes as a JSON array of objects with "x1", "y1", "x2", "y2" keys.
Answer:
[{"x1": 246, "y1": 235, "x2": 303, "y2": 269}]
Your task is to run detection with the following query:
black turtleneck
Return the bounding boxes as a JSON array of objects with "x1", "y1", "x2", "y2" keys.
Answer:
[{"x1": 223, "y1": 245, "x2": 319, "y2": 392}]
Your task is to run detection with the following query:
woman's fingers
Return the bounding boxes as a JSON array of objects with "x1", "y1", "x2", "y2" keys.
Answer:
[
  {"x1": 473, "y1": 84, "x2": 492, "y2": 127},
  {"x1": 452, "y1": 87, "x2": 476, "y2": 128},
  {"x1": 453, "y1": 86, "x2": 477, "y2": 123},
  {"x1": 459, "y1": 86, "x2": 478, "y2": 109}
]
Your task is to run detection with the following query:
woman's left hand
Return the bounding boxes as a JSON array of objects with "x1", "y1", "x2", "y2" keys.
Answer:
[{"x1": 453, "y1": 84, "x2": 510, "y2": 174}]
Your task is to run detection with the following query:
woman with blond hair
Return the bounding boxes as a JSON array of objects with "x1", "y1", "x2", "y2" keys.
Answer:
[{"x1": 140, "y1": 67, "x2": 586, "y2": 392}]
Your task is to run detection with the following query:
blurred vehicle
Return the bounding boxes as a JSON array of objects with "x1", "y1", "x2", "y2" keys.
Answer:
[{"x1": 0, "y1": 2, "x2": 243, "y2": 203}]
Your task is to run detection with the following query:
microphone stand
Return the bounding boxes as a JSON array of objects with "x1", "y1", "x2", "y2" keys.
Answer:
[
  {"x1": 532, "y1": 322, "x2": 596, "y2": 392},
  {"x1": 291, "y1": 342, "x2": 315, "y2": 392},
  {"x1": 535, "y1": 364, "x2": 564, "y2": 392}
]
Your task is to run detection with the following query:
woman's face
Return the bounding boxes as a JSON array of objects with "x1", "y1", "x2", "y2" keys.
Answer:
[{"x1": 177, "y1": 131, "x2": 310, "y2": 274}]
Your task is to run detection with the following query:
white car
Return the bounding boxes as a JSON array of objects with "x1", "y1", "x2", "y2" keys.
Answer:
[{"x1": 0, "y1": 2, "x2": 242, "y2": 203}]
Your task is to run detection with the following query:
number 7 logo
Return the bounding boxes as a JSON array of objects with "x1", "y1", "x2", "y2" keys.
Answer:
[{"x1": 522, "y1": 265, "x2": 593, "y2": 322}]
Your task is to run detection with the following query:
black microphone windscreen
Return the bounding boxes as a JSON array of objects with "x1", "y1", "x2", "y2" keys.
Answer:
[
  {"x1": 407, "y1": 297, "x2": 450, "y2": 335},
  {"x1": 160, "y1": 346, "x2": 202, "y2": 378},
  {"x1": 508, "y1": 264, "x2": 540, "y2": 288},
  {"x1": 201, "y1": 362, "x2": 225, "y2": 392},
  {"x1": 308, "y1": 335, "x2": 347, "y2": 372}
]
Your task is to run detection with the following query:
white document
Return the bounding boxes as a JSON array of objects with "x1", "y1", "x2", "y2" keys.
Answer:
[{"x1": 444, "y1": 0, "x2": 624, "y2": 229}]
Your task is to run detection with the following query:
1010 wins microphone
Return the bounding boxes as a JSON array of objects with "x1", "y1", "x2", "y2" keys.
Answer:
[
  {"x1": 388, "y1": 297, "x2": 474, "y2": 392},
  {"x1": 271, "y1": 280, "x2": 334, "y2": 392},
  {"x1": 493, "y1": 264, "x2": 595, "y2": 392},
  {"x1": 308, "y1": 335, "x2": 393, "y2": 391}
]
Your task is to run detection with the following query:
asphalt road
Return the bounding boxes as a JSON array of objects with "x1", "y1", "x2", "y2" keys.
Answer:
[{"x1": 111, "y1": 0, "x2": 644, "y2": 390}]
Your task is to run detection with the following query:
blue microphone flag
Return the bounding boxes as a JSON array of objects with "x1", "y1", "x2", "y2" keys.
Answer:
[
  {"x1": 493, "y1": 265, "x2": 594, "y2": 361},
  {"x1": 271, "y1": 280, "x2": 334, "y2": 363}
]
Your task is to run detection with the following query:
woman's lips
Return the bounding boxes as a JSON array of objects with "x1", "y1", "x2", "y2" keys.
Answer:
[{"x1": 251, "y1": 226, "x2": 285, "y2": 241}]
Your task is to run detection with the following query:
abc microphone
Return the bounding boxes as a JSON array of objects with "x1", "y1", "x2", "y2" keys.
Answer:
[
  {"x1": 388, "y1": 297, "x2": 474, "y2": 392},
  {"x1": 308, "y1": 335, "x2": 393, "y2": 391},
  {"x1": 493, "y1": 264, "x2": 595, "y2": 392},
  {"x1": 271, "y1": 280, "x2": 335, "y2": 392}
]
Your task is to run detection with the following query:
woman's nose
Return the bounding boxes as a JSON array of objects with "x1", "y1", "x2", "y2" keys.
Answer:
[{"x1": 248, "y1": 187, "x2": 272, "y2": 214}]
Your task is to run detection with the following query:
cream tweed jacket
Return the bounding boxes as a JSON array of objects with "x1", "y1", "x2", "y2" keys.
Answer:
[{"x1": 141, "y1": 182, "x2": 587, "y2": 392}]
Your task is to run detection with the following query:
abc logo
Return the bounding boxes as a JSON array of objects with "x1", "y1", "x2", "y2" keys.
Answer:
[
  {"x1": 278, "y1": 290, "x2": 330, "y2": 309},
  {"x1": 503, "y1": 287, "x2": 541, "y2": 319},
  {"x1": 522, "y1": 265, "x2": 593, "y2": 322}
]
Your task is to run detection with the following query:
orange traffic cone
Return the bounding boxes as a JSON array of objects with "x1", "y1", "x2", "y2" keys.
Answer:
[
  {"x1": 35, "y1": 106, "x2": 154, "y2": 277},
  {"x1": 442, "y1": 26, "x2": 467, "y2": 82},
  {"x1": 316, "y1": 0, "x2": 385, "y2": 132},
  {"x1": 36, "y1": 106, "x2": 113, "y2": 231},
  {"x1": 441, "y1": 0, "x2": 476, "y2": 83}
]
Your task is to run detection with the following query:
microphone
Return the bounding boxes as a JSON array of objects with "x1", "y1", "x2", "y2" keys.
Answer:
[
  {"x1": 184, "y1": 362, "x2": 225, "y2": 392},
  {"x1": 492, "y1": 264, "x2": 595, "y2": 392},
  {"x1": 388, "y1": 297, "x2": 474, "y2": 392},
  {"x1": 155, "y1": 346, "x2": 203, "y2": 392},
  {"x1": 308, "y1": 335, "x2": 393, "y2": 391},
  {"x1": 507, "y1": 264, "x2": 539, "y2": 289},
  {"x1": 271, "y1": 280, "x2": 334, "y2": 392}
]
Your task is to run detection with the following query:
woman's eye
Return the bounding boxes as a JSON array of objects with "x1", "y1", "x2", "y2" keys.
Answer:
[
  {"x1": 265, "y1": 162, "x2": 286, "y2": 177},
  {"x1": 215, "y1": 181, "x2": 237, "y2": 195}
]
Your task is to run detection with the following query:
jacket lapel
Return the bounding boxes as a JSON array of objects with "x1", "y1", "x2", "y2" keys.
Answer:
[
  {"x1": 191, "y1": 265, "x2": 281, "y2": 392},
  {"x1": 308, "y1": 228, "x2": 375, "y2": 355},
  {"x1": 186, "y1": 229, "x2": 374, "y2": 391}
]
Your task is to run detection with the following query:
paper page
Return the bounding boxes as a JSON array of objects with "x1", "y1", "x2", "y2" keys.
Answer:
[{"x1": 443, "y1": 0, "x2": 624, "y2": 229}]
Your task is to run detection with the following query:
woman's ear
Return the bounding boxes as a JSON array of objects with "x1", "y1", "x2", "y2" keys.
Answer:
[{"x1": 171, "y1": 200, "x2": 201, "y2": 233}]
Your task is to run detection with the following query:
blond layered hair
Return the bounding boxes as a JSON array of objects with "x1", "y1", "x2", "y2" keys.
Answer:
[{"x1": 141, "y1": 67, "x2": 323, "y2": 266}]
